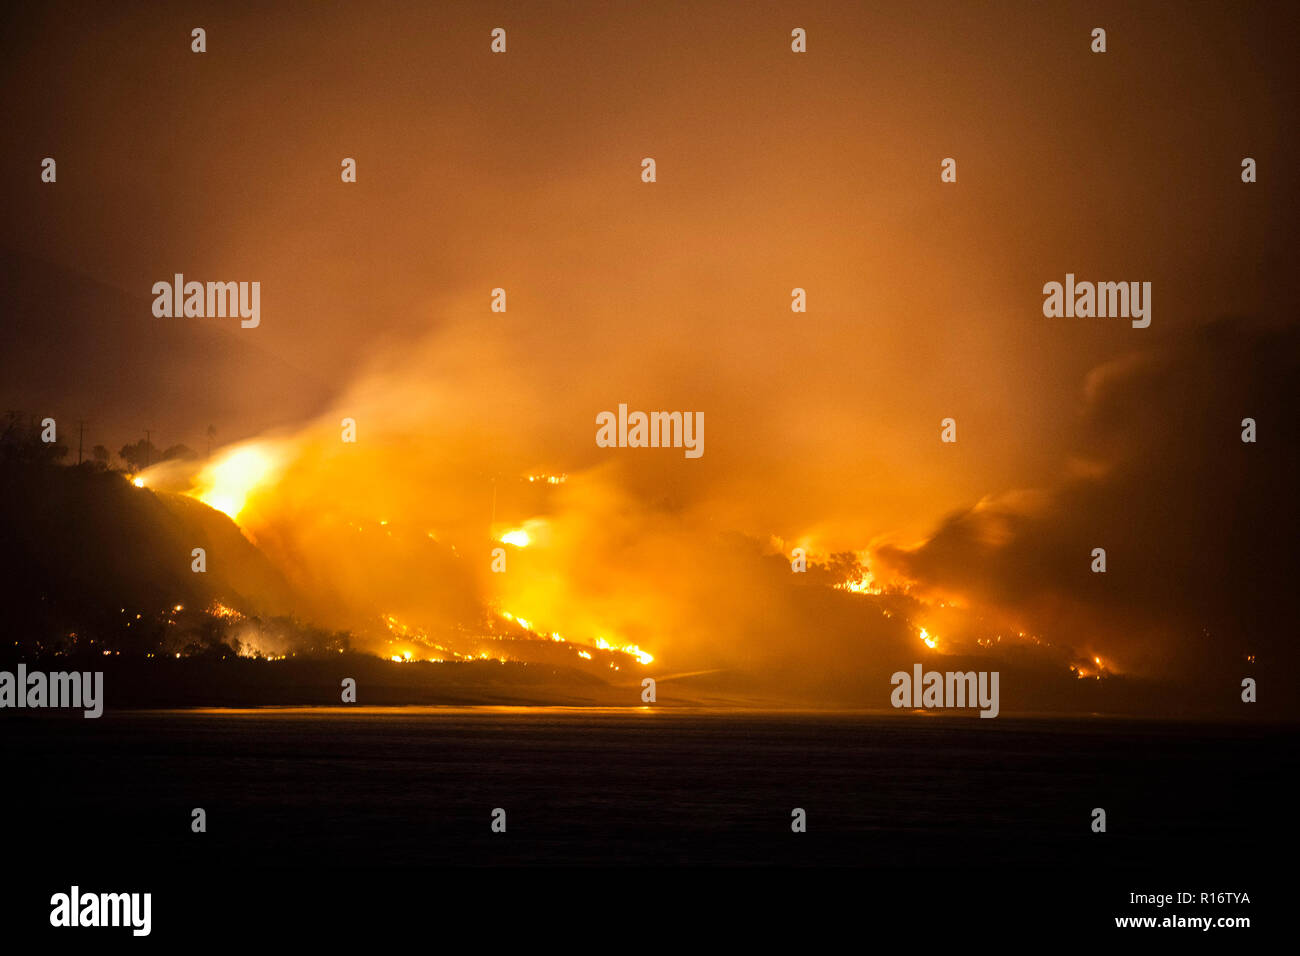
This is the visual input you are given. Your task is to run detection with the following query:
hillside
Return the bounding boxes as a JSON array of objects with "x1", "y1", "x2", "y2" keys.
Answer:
[{"x1": 0, "y1": 457, "x2": 304, "y2": 648}]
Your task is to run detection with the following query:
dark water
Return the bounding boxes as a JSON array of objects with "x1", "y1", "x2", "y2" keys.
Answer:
[{"x1": 3, "y1": 707, "x2": 1289, "y2": 871}]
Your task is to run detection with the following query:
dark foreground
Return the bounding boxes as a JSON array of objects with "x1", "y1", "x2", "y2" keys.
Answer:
[{"x1": 2, "y1": 708, "x2": 1288, "y2": 940}]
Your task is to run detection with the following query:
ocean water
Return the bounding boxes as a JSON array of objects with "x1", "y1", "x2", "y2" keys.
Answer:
[{"x1": 3, "y1": 707, "x2": 1288, "y2": 871}]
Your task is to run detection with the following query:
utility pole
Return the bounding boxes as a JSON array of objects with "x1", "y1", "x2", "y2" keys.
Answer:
[
  {"x1": 144, "y1": 429, "x2": 152, "y2": 468},
  {"x1": 76, "y1": 419, "x2": 87, "y2": 465}
]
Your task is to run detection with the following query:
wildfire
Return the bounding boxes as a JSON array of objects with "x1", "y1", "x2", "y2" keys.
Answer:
[
  {"x1": 207, "y1": 600, "x2": 244, "y2": 622},
  {"x1": 501, "y1": 613, "x2": 654, "y2": 664},
  {"x1": 499, "y1": 528, "x2": 531, "y2": 547},
  {"x1": 919, "y1": 627, "x2": 937, "y2": 650},
  {"x1": 190, "y1": 443, "x2": 278, "y2": 520},
  {"x1": 1071, "y1": 655, "x2": 1111, "y2": 679},
  {"x1": 594, "y1": 636, "x2": 654, "y2": 665},
  {"x1": 836, "y1": 572, "x2": 883, "y2": 595},
  {"x1": 382, "y1": 613, "x2": 425, "y2": 639}
]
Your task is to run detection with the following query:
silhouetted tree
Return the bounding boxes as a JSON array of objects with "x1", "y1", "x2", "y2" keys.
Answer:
[
  {"x1": 118, "y1": 439, "x2": 159, "y2": 471},
  {"x1": 161, "y1": 444, "x2": 196, "y2": 461},
  {"x1": 0, "y1": 414, "x2": 69, "y2": 467}
]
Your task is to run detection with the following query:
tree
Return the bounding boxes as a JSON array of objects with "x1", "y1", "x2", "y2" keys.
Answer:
[
  {"x1": 118, "y1": 439, "x2": 159, "y2": 472},
  {"x1": 161, "y1": 444, "x2": 196, "y2": 461},
  {"x1": 0, "y1": 414, "x2": 68, "y2": 466},
  {"x1": 91, "y1": 445, "x2": 110, "y2": 470}
]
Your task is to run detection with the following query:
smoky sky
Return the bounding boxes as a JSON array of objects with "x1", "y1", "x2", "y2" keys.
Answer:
[{"x1": 2, "y1": 1, "x2": 1297, "y2": 710}]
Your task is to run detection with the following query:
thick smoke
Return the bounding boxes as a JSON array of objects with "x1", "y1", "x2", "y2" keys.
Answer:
[
  {"x1": 877, "y1": 317, "x2": 1299, "y2": 692},
  {"x1": 155, "y1": 296, "x2": 1298, "y2": 713}
]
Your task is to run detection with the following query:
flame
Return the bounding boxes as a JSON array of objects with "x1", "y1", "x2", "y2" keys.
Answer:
[
  {"x1": 836, "y1": 569, "x2": 883, "y2": 594},
  {"x1": 190, "y1": 443, "x2": 278, "y2": 520},
  {"x1": 919, "y1": 627, "x2": 937, "y2": 650},
  {"x1": 502, "y1": 612, "x2": 654, "y2": 664},
  {"x1": 132, "y1": 476, "x2": 146, "y2": 488},
  {"x1": 207, "y1": 600, "x2": 244, "y2": 622},
  {"x1": 494, "y1": 518, "x2": 549, "y2": 549},
  {"x1": 382, "y1": 613, "x2": 423, "y2": 639},
  {"x1": 595, "y1": 636, "x2": 654, "y2": 664}
]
